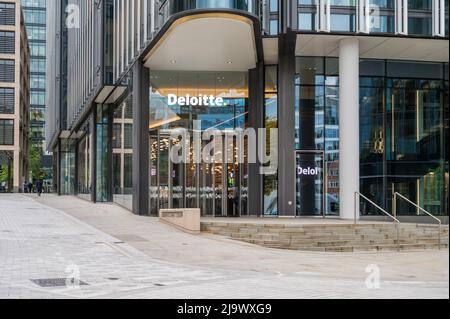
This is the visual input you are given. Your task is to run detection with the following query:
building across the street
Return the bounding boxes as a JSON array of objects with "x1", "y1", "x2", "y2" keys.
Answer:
[
  {"x1": 21, "y1": 0, "x2": 52, "y2": 180},
  {"x1": 0, "y1": 0, "x2": 30, "y2": 192},
  {"x1": 46, "y1": 0, "x2": 449, "y2": 222}
]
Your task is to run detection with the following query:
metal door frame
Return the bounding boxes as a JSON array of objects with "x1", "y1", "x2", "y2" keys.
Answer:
[{"x1": 295, "y1": 150, "x2": 327, "y2": 218}]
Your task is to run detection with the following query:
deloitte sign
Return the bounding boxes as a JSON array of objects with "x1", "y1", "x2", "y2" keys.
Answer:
[
  {"x1": 297, "y1": 166, "x2": 319, "y2": 176},
  {"x1": 168, "y1": 94, "x2": 225, "y2": 107}
]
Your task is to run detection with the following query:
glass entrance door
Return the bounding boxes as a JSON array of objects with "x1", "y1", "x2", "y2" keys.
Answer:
[{"x1": 296, "y1": 151, "x2": 326, "y2": 217}]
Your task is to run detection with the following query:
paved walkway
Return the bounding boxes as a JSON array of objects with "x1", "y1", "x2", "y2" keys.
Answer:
[{"x1": 0, "y1": 194, "x2": 448, "y2": 299}]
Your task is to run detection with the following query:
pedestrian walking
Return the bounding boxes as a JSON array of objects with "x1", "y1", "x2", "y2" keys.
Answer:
[
  {"x1": 36, "y1": 179, "x2": 43, "y2": 197},
  {"x1": 23, "y1": 182, "x2": 28, "y2": 193},
  {"x1": 28, "y1": 182, "x2": 33, "y2": 194}
]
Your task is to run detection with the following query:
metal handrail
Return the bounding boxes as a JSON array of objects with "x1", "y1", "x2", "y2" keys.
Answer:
[
  {"x1": 354, "y1": 192, "x2": 400, "y2": 225},
  {"x1": 354, "y1": 192, "x2": 400, "y2": 251},
  {"x1": 393, "y1": 192, "x2": 442, "y2": 250}
]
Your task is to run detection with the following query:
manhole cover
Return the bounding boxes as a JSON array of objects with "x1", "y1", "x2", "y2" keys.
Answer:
[{"x1": 31, "y1": 278, "x2": 89, "y2": 288}]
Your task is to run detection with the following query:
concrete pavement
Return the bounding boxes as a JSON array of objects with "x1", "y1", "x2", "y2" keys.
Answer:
[{"x1": 0, "y1": 194, "x2": 448, "y2": 299}]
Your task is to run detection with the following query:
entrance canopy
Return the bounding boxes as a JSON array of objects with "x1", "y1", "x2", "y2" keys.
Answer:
[
  {"x1": 263, "y1": 34, "x2": 449, "y2": 63},
  {"x1": 144, "y1": 13, "x2": 259, "y2": 72}
]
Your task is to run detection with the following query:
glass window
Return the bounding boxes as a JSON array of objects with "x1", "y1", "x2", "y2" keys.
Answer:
[
  {"x1": 408, "y1": 0, "x2": 432, "y2": 10},
  {"x1": 96, "y1": 105, "x2": 110, "y2": 202},
  {"x1": 0, "y1": 31, "x2": 15, "y2": 54},
  {"x1": 149, "y1": 70, "x2": 250, "y2": 217},
  {"x1": 23, "y1": 9, "x2": 46, "y2": 25},
  {"x1": 269, "y1": 19, "x2": 278, "y2": 35},
  {"x1": 295, "y1": 57, "x2": 340, "y2": 216},
  {"x1": 408, "y1": 16, "x2": 432, "y2": 36},
  {"x1": 30, "y1": 43, "x2": 46, "y2": 57},
  {"x1": 0, "y1": 87, "x2": 14, "y2": 114},
  {"x1": 0, "y1": 59, "x2": 15, "y2": 82},
  {"x1": 30, "y1": 58, "x2": 46, "y2": 73},
  {"x1": 60, "y1": 139, "x2": 76, "y2": 195},
  {"x1": 299, "y1": 13, "x2": 316, "y2": 30},
  {"x1": 360, "y1": 59, "x2": 448, "y2": 217},
  {"x1": 77, "y1": 130, "x2": 92, "y2": 200},
  {"x1": 270, "y1": 0, "x2": 278, "y2": 12},
  {"x1": 330, "y1": 13, "x2": 356, "y2": 32},
  {"x1": 0, "y1": 2, "x2": 15, "y2": 25},
  {"x1": 22, "y1": 0, "x2": 46, "y2": 8},
  {"x1": 112, "y1": 95, "x2": 133, "y2": 210},
  {"x1": 27, "y1": 26, "x2": 46, "y2": 41},
  {"x1": 0, "y1": 119, "x2": 14, "y2": 145}
]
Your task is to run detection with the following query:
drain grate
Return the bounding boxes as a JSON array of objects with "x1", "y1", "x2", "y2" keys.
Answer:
[{"x1": 31, "y1": 278, "x2": 89, "y2": 288}]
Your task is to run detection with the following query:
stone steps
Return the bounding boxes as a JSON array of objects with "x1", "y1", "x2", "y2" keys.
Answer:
[{"x1": 201, "y1": 221, "x2": 449, "y2": 252}]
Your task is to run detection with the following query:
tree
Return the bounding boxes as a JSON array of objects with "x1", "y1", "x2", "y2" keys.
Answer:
[
  {"x1": 0, "y1": 165, "x2": 7, "y2": 183},
  {"x1": 29, "y1": 144, "x2": 42, "y2": 181}
]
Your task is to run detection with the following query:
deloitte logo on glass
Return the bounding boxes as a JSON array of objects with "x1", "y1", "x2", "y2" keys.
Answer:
[
  {"x1": 297, "y1": 166, "x2": 319, "y2": 176},
  {"x1": 168, "y1": 94, "x2": 225, "y2": 107}
]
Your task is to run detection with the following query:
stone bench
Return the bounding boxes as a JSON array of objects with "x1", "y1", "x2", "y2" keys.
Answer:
[{"x1": 159, "y1": 209, "x2": 201, "y2": 234}]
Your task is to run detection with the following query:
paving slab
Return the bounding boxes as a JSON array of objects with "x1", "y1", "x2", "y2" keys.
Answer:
[{"x1": 0, "y1": 194, "x2": 447, "y2": 299}]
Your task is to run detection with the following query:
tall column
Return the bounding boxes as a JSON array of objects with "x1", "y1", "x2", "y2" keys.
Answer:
[
  {"x1": 132, "y1": 60, "x2": 150, "y2": 216},
  {"x1": 278, "y1": 32, "x2": 296, "y2": 217},
  {"x1": 90, "y1": 112, "x2": 96, "y2": 202},
  {"x1": 339, "y1": 38, "x2": 360, "y2": 220},
  {"x1": 248, "y1": 63, "x2": 264, "y2": 216},
  {"x1": 13, "y1": 149, "x2": 19, "y2": 192}
]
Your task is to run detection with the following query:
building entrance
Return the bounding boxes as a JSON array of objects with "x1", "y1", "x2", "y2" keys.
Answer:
[
  {"x1": 149, "y1": 131, "x2": 249, "y2": 217},
  {"x1": 296, "y1": 150, "x2": 326, "y2": 217}
]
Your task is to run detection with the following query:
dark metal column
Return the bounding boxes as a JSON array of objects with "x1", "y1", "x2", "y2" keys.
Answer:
[
  {"x1": 55, "y1": 142, "x2": 61, "y2": 196},
  {"x1": 248, "y1": 63, "x2": 264, "y2": 216},
  {"x1": 91, "y1": 108, "x2": 97, "y2": 203},
  {"x1": 278, "y1": 32, "x2": 296, "y2": 217},
  {"x1": 107, "y1": 107, "x2": 114, "y2": 202},
  {"x1": 132, "y1": 60, "x2": 150, "y2": 216}
]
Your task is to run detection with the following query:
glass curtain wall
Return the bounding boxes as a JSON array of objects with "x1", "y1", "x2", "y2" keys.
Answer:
[
  {"x1": 408, "y1": 0, "x2": 433, "y2": 36},
  {"x1": 295, "y1": 57, "x2": 340, "y2": 216},
  {"x1": 360, "y1": 59, "x2": 448, "y2": 217},
  {"x1": 298, "y1": 0, "x2": 357, "y2": 32},
  {"x1": 149, "y1": 70, "x2": 250, "y2": 217},
  {"x1": 360, "y1": 59, "x2": 386, "y2": 212},
  {"x1": 112, "y1": 95, "x2": 133, "y2": 210},
  {"x1": 60, "y1": 139, "x2": 76, "y2": 195},
  {"x1": 297, "y1": 1, "x2": 398, "y2": 34},
  {"x1": 96, "y1": 105, "x2": 110, "y2": 202},
  {"x1": 77, "y1": 119, "x2": 92, "y2": 201}
]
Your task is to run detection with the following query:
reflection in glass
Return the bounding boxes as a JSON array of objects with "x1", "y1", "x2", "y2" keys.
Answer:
[
  {"x1": 149, "y1": 70, "x2": 250, "y2": 217},
  {"x1": 295, "y1": 57, "x2": 340, "y2": 216},
  {"x1": 112, "y1": 96, "x2": 133, "y2": 210},
  {"x1": 360, "y1": 59, "x2": 448, "y2": 217}
]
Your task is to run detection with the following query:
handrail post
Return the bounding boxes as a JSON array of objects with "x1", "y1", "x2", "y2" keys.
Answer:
[
  {"x1": 393, "y1": 193, "x2": 397, "y2": 222},
  {"x1": 394, "y1": 192, "x2": 442, "y2": 250},
  {"x1": 393, "y1": 193, "x2": 399, "y2": 251},
  {"x1": 439, "y1": 224, "x2": 441, "y2": 250},
  {"x1": 354, "y1": 192, "x2": 357, "y2": 226}
]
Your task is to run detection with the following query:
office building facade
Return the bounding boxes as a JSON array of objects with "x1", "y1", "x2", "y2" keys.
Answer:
[
  {"x1": 46, "y1": 0, "x2": 449, "y2": 221},
  {"x1": 0, "y1": 0, "x2": 30, "y2": 192},
  {"x1": 22, "y1": 0, "x2": 52, "y2": 178}
]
